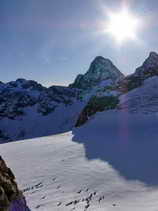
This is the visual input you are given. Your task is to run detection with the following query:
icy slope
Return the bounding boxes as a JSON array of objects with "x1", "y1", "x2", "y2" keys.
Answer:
[{"x1": 2, "y1": 126, "x2": 158, "y2": 211}]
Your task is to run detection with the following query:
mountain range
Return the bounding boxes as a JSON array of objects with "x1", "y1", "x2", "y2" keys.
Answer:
[{"x1": 1, "y1": 51, "x2": 158, "y2": 143}]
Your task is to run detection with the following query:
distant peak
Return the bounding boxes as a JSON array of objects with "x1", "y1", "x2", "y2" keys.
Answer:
[{"x1": 134, "y1": 51, "x2": 158, "y2": 80}]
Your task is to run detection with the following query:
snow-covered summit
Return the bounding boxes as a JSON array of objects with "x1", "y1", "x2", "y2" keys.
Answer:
[{"x1": 69, "y1": 56, "x2": 124, "y2": 89}]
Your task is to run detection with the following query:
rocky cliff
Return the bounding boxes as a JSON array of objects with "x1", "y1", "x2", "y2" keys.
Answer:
[{"x1": 0, "y1": 156, "x2": 30, "y2": 211}]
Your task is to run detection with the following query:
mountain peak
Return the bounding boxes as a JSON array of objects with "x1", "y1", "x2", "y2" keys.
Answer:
[
  {"x1": 143, "y1": 51, "x2": 158, "y2": 67},
  {"x1": 93, "y1": 56, "x2": 111, "y2": 62},
  {"x1": 119, "y1": 51, "x2": 158, "y2": 92},
  {"x1": 91, "y1": 56, "x2": 114, "y2": 67},
  {"x1": 69, "y1": 56, "x2": 124, "y2": 89},
  {"x1": 94, "y1": 56, "x2": 105, "y2": 60},
  {"x1": 135, "y1": 51, "x2": 158, "y2": 77}
]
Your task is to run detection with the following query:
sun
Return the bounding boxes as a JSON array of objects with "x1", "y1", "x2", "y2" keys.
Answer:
[{"x1": 105, "y1": 8, "x2": 140, "y2": 44}]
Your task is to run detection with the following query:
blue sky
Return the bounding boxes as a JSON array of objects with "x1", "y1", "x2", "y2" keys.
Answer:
[{"x1": 1, "y1": 0, "x2": 158, "y2": 86}]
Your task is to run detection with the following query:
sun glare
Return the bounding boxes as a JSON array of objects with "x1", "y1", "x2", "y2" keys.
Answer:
[{"x1": 105, "y1": 8, "x2": 140, "y2": 44}]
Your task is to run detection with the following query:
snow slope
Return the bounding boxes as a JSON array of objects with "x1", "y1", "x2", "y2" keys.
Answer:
[
  {"x1": 119, "y1": 76, "x2": 158, "y2": 113},
  {"x1": 2, "y1": 117, "x2": 158, "y2": 211},
  {"x1": 0, "y1": 101, "x2": 85, "y2": 142}
]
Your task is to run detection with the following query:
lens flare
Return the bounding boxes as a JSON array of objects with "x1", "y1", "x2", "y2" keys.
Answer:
[{"x1": 105, "y1": 8, "x2": 140, "y2": 44}]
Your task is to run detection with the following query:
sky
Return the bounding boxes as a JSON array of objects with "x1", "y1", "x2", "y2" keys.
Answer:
[{"x1": 1, "y1": 0, "x2": 158, "y2": 87}]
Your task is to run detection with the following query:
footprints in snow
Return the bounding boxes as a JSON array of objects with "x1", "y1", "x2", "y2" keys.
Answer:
[
  {"x1": 24, "y1": 177, "x2": 118, "y2": 210},
  {"x1": 64, "y1": 188, "x2": 117, "y2": 210},
  {"x1": 64, "y1": 189, "x2": 103, "y2": 210},
  {"x1": 23, "y1": 182, "x2": 43, "y2": 193}
]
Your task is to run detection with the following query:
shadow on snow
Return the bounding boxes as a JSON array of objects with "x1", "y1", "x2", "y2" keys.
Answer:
[{"x1": 72, "y1": 111, "x2": 158, "y2": 186}]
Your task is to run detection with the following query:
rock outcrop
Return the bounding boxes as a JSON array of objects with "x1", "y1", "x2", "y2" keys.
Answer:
[
  {"x1": 0, "y1": 156, "x2": 30, "y2": 211},
  {"x1": 75, "y1": 95, "x2": 119, "y2": 127}
]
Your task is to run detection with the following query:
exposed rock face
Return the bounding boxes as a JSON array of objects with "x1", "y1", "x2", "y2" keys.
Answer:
[
  {"x1": 0, "y1": 156, "x2": 30, "y2": 211},
  {"x1": 37, "y1": 86, "x2": 80, "y2": 115},
  {"x1": 69, "y1": 56, "x2": 124, "y2": 90},
  {"x1": 75, "y1": 95, "x2": 119, "y2": 127},
  {"x1": 119, "y1": 52, "x2": 158, "y2": 92},
  {"x1": 71, "y1": 56, "x2": 124, "y2": 127}
]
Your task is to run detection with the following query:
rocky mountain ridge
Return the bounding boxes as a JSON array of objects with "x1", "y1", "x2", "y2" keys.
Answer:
[{"x1": 0, "y1": 79, "x2": 80, "y2": 119}]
